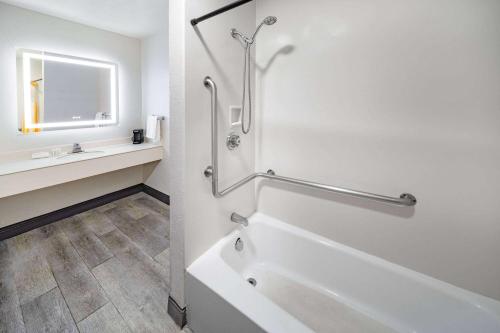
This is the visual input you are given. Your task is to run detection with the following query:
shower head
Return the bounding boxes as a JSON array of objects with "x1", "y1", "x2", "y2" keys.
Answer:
[
  {"x1": 263, "y1": 16, "x2": 277, "y2": 25},
  {"x1": 251, "y1": 16, "x2": 278, "y2": 42}
]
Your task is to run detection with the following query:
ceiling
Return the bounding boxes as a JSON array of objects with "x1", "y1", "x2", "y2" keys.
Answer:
[{"x1": 0, "y1": 0, "x2": 168, "y2": 38}]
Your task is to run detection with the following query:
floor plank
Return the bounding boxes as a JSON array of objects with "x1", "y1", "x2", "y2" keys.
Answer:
[
  {"x1": 21, "y1": 288, "x2": 78, "y2": 333},
  {"x1": 0, "y1": 242, "x2": 26, "y2": 333},
  {"x1": 92, "y1": 257, "x2": 177, "y2": 333},
  {"x1": 44, "y1": 232, "x2": 108, "y2": 322},
  {"x1": 80, "y1": 210, "x2": 117, "y2": 236},
  {"x1": 137, "y1": 213, "x2": 170, "y2": 239},
  {"x1": 96, "y1": 229, "x2": 175, "y2": 332},
  {"x1": 6, "y1": 230, "x2": 58, "y2": 306},
  {"x1": 154, "y1": 248, "x2": 171, "y2": 284},
  {"x1": 98, "y1": 229, "x2": 170, "y2": 293},
  {"x1": 113, "y1": 197, "x2": 149, "y2": 220},
  {"x1": 78, "y1": 302, "x2": 131, "y2": 333},
  {"x1": 105, "y1": 208, "x2": 169, "y2": 257},
  {"x1": 59, "y1": 216, "x2": 113, "y2": 269},
  {"x1": 133, "y1": 195, "x2": 170, "y2": 216},
  {"x1": 11, "y1": 252, "x2": 57, "y2": 306}
]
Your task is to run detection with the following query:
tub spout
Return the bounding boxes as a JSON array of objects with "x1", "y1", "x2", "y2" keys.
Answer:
[{"x1": 231, "y1": 213, "x2": 248, "y2": 227}]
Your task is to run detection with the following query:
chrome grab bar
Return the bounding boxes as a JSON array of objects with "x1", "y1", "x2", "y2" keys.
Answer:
[{"x1": 203, "y1": 76, "x2": 417, "y2": 207}]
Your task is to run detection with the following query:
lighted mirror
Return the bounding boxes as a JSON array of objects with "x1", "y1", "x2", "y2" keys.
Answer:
[{"x1": 17, "y1": 50, "x2": 118, "y2": 133}]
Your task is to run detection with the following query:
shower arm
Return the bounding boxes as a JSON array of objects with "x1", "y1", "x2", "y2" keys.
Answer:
[{"x1": 203, "y1": 76, "x2": 417, "y2": 207}]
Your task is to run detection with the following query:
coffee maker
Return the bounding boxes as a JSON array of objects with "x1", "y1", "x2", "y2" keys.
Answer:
[{"x1": 132, "y1": 129, "x2": 144, "y2": 144}]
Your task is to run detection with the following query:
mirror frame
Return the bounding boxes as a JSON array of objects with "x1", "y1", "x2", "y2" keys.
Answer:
[{"x1": 21, "y1": 51, "x2": 118, "y2": 130}]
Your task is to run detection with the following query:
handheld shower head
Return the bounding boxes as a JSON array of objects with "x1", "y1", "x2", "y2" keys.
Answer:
[
  {"x1": 263, "y1": 16, "x2": 277, "y2": 25},
  {"x1": 251, "y1": 16, "x2": 278, "y2": 41},
  {"x1": 231, "y1": 15, "x2": 278, "y2": 135}
]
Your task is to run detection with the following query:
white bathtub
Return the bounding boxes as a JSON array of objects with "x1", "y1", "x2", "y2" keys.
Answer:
[{"x1": 187, "y1": 213, "x2": 500, "y2": 333}]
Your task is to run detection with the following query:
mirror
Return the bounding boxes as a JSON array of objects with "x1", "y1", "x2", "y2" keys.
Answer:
[{"x1": 17, "y1": 50, "x2": 118, "y2": 133}]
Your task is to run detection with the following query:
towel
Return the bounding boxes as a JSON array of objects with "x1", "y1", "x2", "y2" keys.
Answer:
[{"x1": 146, "y1": 115, "x2": 160, "y2": 142}]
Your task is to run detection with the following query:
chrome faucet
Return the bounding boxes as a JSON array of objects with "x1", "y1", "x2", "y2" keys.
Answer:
[
  {"x1": 231, "y1": 213, "x2": 248, "y2": 227},
  {"x1": 71, "y1": 143, "x2": 83, "y2": 154},
  {"x1": 56, "y1": 143, "x2": 104, "y2": 159}
]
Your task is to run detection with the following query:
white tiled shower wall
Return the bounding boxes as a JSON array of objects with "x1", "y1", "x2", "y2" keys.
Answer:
[{"x1": 256, "y1": 0, "x2": 500, "y2": 300}]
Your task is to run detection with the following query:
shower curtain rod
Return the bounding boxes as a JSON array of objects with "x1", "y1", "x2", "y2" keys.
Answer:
[{"x1": 191, "y1": 0, "x2": 253, "y2": 26}]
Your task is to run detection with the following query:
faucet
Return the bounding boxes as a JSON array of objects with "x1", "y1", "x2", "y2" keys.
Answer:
[
  {"x1": 71, "y1": 143, "x2": 83, "y2": 154},
  {"x1": 56, "y1": 143, "x2": 104, "y2": 159},
  {"x1": 231, "y1": 213, "x2": 248, "y2": 227}
]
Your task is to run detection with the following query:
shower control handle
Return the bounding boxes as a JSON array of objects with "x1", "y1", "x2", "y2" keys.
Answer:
[{"x1": 226, "y1": 133, "x2": 241, "y2": 150}]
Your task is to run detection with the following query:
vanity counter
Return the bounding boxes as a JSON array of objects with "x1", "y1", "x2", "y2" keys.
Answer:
[{"x1": 0, "y1": 143, "x2": 163, "y2": 199}]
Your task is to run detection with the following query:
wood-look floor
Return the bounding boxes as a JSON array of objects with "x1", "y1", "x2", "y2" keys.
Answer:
[{"x1": 0, "y1": 193, "x2": 188, "y2": 333}]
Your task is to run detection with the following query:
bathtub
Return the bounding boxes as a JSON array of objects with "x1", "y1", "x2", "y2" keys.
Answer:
[{"x1": 186, "y1": 213, "x2": 500, "y2": 333}]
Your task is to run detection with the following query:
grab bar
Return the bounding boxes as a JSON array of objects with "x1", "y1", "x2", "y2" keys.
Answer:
[{"x1": 203, "y1": 76, "x2": 417, "y2": 207}]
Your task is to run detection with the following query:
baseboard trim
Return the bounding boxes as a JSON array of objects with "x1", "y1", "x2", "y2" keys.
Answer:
[
  {"x1": 142, "y1": 184, "x2": 170, "y2": 205},
  {"x1": 0, "y1": 184, "x2": 170, "y2": 241},
  {"x1": 168, "y1": 296, "x2": 187, "y2": 328}
]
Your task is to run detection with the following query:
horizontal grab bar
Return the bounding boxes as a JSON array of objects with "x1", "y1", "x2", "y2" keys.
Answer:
[
  {"x1": 203, "y1": 76, "x2": 417, "y2": 207},
  {"x1": 204, "y1": 168, "x2": 416, "y2": 206}
]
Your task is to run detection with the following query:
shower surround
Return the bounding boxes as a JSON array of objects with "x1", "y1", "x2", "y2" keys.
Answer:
[{"x1": 169, "y1": 0, "x2": 500, "y2": 327}]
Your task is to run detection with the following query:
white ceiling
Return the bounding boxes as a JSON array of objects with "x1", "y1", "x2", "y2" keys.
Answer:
[{"x1": 0, "y1": 0, "x2": 168, "y2": 38}]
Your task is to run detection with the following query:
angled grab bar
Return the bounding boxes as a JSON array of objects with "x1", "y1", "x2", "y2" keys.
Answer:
[{"x1": 203, "y1": 76, "x2": 417, "y2": 207}]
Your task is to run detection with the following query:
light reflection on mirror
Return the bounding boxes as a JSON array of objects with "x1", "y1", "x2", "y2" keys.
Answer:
[{"x1": 16, "y1": 50, "x2": 118, "y2": 133}]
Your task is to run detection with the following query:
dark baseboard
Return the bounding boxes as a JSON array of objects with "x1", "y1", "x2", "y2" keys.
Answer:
[
  {"x1": 168, "y1": 296, "x2": 187, "y2": 328},
  {"x1": 0, "y1": 183, "x2": 170, "y2": 241},
  {"x1": 142, "y1": 184, "x2": 170, "y2": 205}
]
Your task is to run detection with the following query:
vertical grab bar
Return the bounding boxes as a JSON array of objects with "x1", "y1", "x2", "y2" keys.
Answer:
[{"x1": 203, "y1": 76, "x2": 220, "y2": 197}]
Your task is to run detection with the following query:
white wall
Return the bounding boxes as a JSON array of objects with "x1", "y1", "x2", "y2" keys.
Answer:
[
  {"x1": 0, "y1": 2, "x2": 142, "y2": 152},
  {"x1": 169, "y1": 0, "x2": 256, "y2": 307},
  {"x1": 169, "y1": 0, "x2": 187, "y2": 307},
  {"x1": 256, "y1": 0, "x2": 500, "y2": 300},
  {"x1": 142, "y1": 23, "x2": 170, "y2": 194}
]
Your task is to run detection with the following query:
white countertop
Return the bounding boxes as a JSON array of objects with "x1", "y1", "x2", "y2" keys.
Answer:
[
  {"x1": 0, "y1": 142, "x2": 164, "y2": 199},
  {"x1": 0, "y1": 143, "x2": 162, "y2": 177}
]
